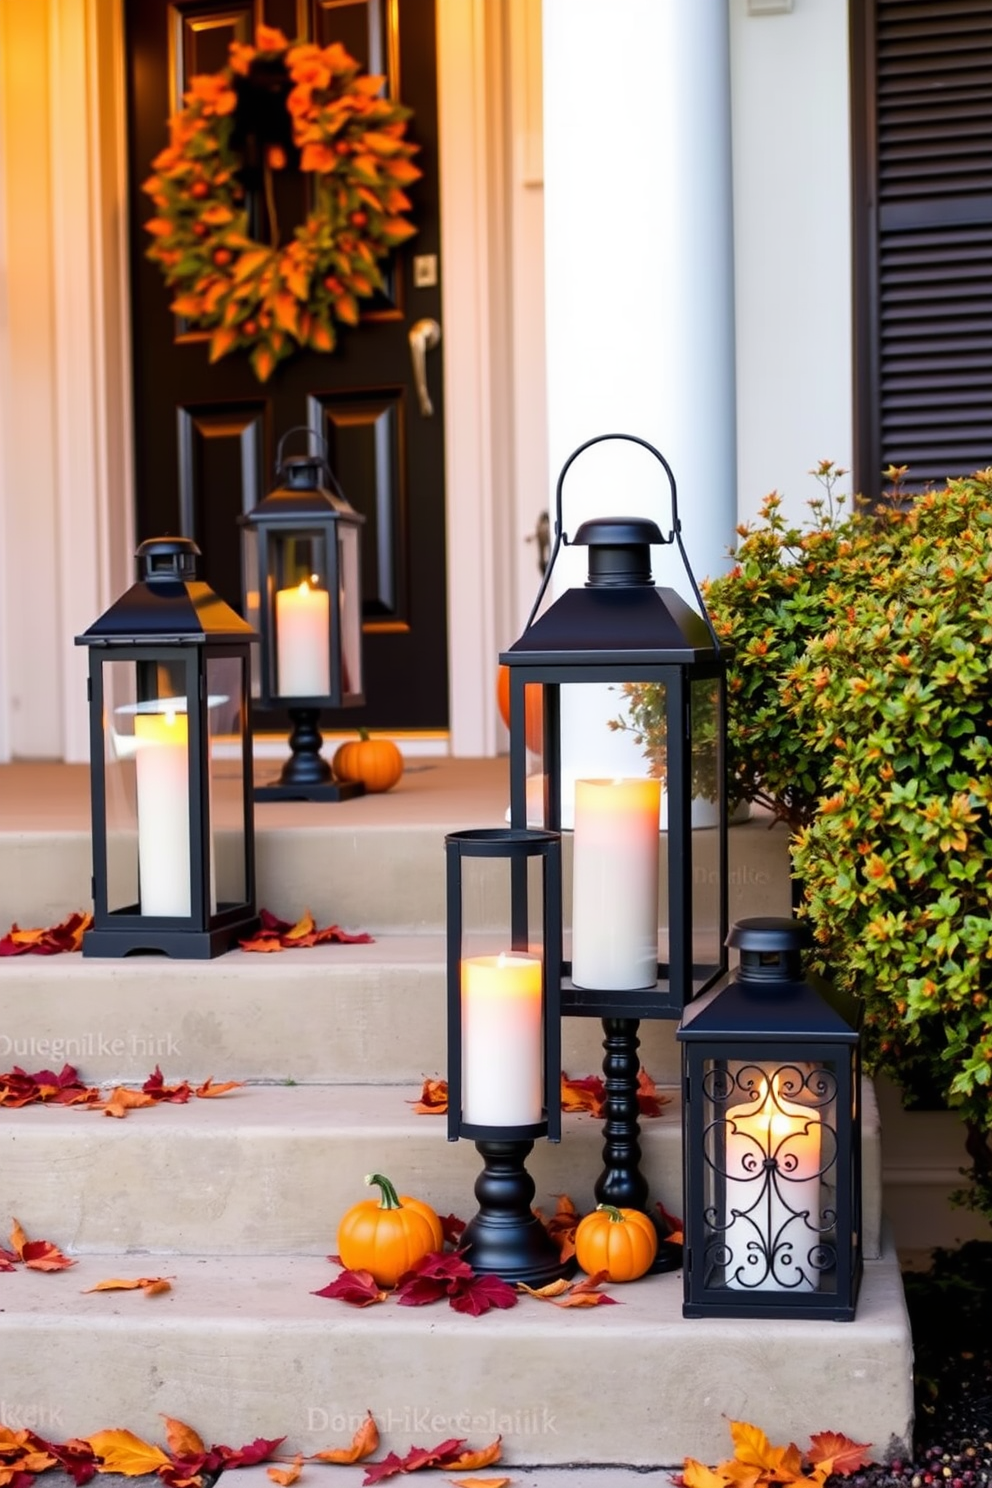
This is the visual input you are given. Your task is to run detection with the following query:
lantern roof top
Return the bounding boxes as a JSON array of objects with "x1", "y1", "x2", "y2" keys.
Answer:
[
  {"x1": 677, "y1": 962, "x2": 862, "y2": 1043},
  {"x1": 76, "y1": 537, "x2": 257, "y2": 646},
  {"x1": 240, "y1": 458, "x2": 364, "y2": 527},
  {"x1": 500, "y1": 583, "x2": 719, "y2": 667}
]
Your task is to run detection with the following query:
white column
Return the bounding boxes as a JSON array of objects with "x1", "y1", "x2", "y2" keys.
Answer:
[
  {"x1": 0, "y1": 0, "x2": 133, "y2": 763},
  {"x1": 542, "y1": 0, "x2": 738, "y2": 788}
]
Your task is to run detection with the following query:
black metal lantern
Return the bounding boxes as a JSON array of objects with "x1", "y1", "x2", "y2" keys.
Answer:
[
  {"x1": 76, "y1": 537, "x2": 259, "y2": 959},
  {"x1": 677, "y1": 917, "x2": 863, "y2": 1319},
  {"x1": 501, "y1": 433, "x2": 728, "y2": 1261},
  {"x1": 240, "y1": 427, "x2": 365, "y2": 801},
  {"x1": 445, "y1": 827, "x2": 568, "y2": 1285}
]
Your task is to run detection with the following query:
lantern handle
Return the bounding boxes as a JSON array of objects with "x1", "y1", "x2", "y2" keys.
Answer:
[
  {"x1": 275, "y1": 425, "x2": 349, "y2": 505},
  {"x1": 525, "y1": 432, "x2": 719, "y2": 650}
]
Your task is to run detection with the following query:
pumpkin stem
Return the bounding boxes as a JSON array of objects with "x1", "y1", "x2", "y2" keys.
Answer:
[
  {"x1": 365, "y1": 1172, "x2": 402, "y2": 1210},
  {"x1": 358, "y1": 727, "x2": 371, "y2": 741},
  {"x1": 595, "y1": 1203, "x2": 626, "y2": 1224}
]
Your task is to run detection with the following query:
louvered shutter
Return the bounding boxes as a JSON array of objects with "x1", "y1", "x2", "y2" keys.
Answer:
[{"x1": 851, "y1": 0, "x2": 992, "y2": 498}]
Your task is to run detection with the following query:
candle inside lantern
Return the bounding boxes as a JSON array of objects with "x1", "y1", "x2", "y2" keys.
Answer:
[
  {"x1": 275, "y1": 578, "x2": 331, "y2": 696},
  {"x1": 571, "y1": 777, "x2": 661, "y2": 990},
  {"x1": 134, "y1": 707, "x2": 190, "y2": 917},
  {"x1": 723, "y1": 1073, "x2": 822, "y2": 1293},
  {"x1": 461, "y1": 952, "x2": 543, "y2": 1126}
]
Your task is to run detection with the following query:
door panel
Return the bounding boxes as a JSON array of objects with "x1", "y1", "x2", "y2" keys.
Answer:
[
  {"x1": 307, "y1": 390, "x2": 408, "y2": 625},
  {"x1": 124, "y1": 0, "x2": 448, "y2": 730}
]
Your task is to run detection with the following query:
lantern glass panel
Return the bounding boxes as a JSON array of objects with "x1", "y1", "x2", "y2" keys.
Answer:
[
  {"x1": 700, "y1": 1056, "x2": 841, "y2": 1298},
  {"x1": 241, "y1": 533, "x2": 262, "y2": 699},
  {"x1": 457, "y1": 850, "x2": 548, "y2": 1131},
  {"x1": 104, "y1": 656, "x2": 193, "y2": 919},
  {"x1": 270, "y1": 529, "x2": 331, "y2": 699},
  {"x1": 339, "y1": 522, "x2": 363, "y2": 696},
  {"x1": 690, "y1": 674, "x2": 723, "y2": 987},
  {"x1": 206, "y1": 654, "x2": 248, "y2": 909}
]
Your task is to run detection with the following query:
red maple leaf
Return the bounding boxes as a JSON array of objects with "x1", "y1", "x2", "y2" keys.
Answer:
[
  {"x1": 395, "y1": 1251, "x2": 472, "y2": 1306},
  {"x1": 448, "y1": 1272, "x2": 518, "y2": 1316},
  {"x1": 361, "y1": 1439, "x2": 471, "y2": 1484},
  {"x1": 440, "y1": 1212, "x2": 466, "y2": 1246},
  {"x1": 258, "y1": 908, "x2": 294, "y2": 933},
  {"x1": 636, "y1": 1068, "x2": 671, "y2": 1118},
  {"x1": 143, "y1": 1067, "x2": 193, "y2": 1103},
  {"x1": 44, "y1": 1438, "x2": 98, "y2": 1486},
  {"x1": 213, "y1": 1437, "x2": 286, "y2": 1469},
  {"x1": 361, "y1": 1450, "x2": 409, "y2": 1484},
  {"x1": 314, "y1": 924, "x2": 374, "y2": 945},
  {"x1": 313, "y1": 1269, "x2": 388, "y2": 1306}
]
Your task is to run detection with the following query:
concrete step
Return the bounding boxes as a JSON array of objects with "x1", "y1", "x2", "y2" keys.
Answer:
[
  {"x1": 0, "y1": 760, "x2": 793, "y2": 931},
  {"x1": 0, "y1": 935, "x2": 683, "y2": 1086},
  {"x1": 0, "y1": 1240, "x2": 912, "y2": 1468},
  {"x1": 0, "y1": 1082, "x2": 884, "y2": 1259}
]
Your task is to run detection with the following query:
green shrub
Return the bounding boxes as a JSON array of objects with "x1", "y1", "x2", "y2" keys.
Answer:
[
  {"x1": 620, "y1": 464, "x2": 992, "y2": 1222},
  {"x1": 791, "y1": 470, "x2": 992, "y2": 1220}
]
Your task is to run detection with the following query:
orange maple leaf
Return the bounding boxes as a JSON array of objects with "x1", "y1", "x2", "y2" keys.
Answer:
[
  {"x1": 559, "y1": 1072, "x2": 604, "y2": 1116},
  {"x1": 683, "y1": 1459, "x2": 735, "y2": 1488},
  {"x1": 444, "y1": 1438, "x2": 501, "y2": 1470},
  {"x1": 312, "y1": 1412, "x2": 379, "y2": 1465},
  {"x1": 160, "y1": 1417, "x2": 206, "y2": 1458},
  {"x1": 83, "y1": 1277, "x2": 173, "y2": 1295},
  {"x1": 449, "y1": 1479, "x2": 510, "y2": 1488},
  {"x1": 84, "y1": 1429, "x2": 171, "y2": 1476},
  {"x1": 806, "y1": 1433, "x2": 872, "y2": 1477},
  {"x1": 97, "y1": 1087, "x2": 158, "y2": 1118},
  {"x1": 409, "y1": 1077, "x2": 448, "y2": 1115},
  {"x1": 240, "y1": 933, "x2": 284, "y2": 953},
  {"x1": 9, "y1": 1219, "x2": 76, "y2": 1271},
  {"x1": 730, "y1": 1420, "x2": 804, "y2": 1480},
  {"x1": 516, "y1": 1278, "x2": 571, "y2": 1299},
  {"x1": 282, "y1": 910, "x2": 317, "y2": 943},
  {"x1": 195, "y1": 1077, "x2": 244, "y2": 1098},
  {"x1": 267, "y1": 1454, "x2": 303, "y2": 1485}
]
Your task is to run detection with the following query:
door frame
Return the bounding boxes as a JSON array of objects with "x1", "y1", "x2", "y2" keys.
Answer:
[{"x1": 0, "y1": 0, "x2": 515, "y2": 761}]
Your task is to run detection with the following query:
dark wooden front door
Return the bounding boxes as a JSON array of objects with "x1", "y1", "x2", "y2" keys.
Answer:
[{"x1": 123, "y1": 0, "x2": 448, "y2": 731}]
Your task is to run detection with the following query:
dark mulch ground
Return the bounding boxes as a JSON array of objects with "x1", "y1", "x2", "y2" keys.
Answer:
[{"x1": 847, "y1": 1241, "x2": 992, "y2": 1488}]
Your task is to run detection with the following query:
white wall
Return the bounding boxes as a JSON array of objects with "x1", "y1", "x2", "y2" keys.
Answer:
[{"x1": 730, "y1": 0, "x2": 854, "y2": 536}]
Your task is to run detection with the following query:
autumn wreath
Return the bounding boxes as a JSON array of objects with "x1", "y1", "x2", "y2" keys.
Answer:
[{"x1": 142, "y1": 25, "x2": 420, "y2": 382}]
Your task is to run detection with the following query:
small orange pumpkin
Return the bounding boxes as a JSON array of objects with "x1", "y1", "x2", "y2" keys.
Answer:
[
  {"x1": 574, "y1": 1203, "x2": 657, "y2": 1282},
  {"x1": 337, "y1": 1172, "x2": 443, "y2": 1285},
  {"x1": 332, "y1": 728, "x2": 404, "y2": 793},
  {"x1": 496, "y1": 665, "x2": 543, "y2": 755}
]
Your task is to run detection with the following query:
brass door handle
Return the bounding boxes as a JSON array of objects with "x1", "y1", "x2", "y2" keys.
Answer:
[{"x1": 408, "y1": 317, "x2": 441, "y2": 416}]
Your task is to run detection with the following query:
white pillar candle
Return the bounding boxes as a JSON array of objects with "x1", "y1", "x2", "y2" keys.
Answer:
[
  {"x1": 134, "y1": 709, "x2": 190, "y2": 917},
  {"x1": 723, "y1": 1075, "x2": 822, "y2": 1293},
  {"x1": 461, "y1": 953, "x2": 543, "y2": 1126},
  {"x1": 571, "y1": 777, "x2": 661, "y2": 991},
  {"x1": 275, "y1": 579, "x2": 331, "y2": 696}
]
